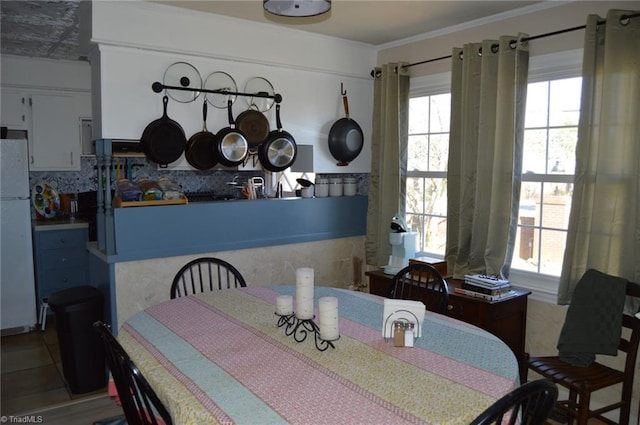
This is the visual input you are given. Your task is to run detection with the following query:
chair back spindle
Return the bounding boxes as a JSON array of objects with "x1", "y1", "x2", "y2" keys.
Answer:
[{"x1": 171, "y1": 257, "x2": 246, "y2": 299}]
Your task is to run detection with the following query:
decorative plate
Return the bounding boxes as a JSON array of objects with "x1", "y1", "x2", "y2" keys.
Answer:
[{"x1": 32, "y1": 182, "x2": 60, "y2": 218}]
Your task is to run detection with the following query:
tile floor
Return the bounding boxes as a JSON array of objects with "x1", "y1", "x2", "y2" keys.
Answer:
[{"x1": 1, "y1": 317, "x2": 108, "y2": 416}]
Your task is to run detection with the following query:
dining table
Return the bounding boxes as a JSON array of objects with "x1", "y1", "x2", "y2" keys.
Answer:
[{"x1": 117, "y1": 285, "x2": 520, "y2": 425}]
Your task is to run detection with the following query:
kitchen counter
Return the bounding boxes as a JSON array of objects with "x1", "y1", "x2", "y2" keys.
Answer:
[{"x1": 33, "y1": 219, "x2": 88, "y2": 231}]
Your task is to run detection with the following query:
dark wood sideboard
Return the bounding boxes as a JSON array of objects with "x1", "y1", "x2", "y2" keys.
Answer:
[{"x1": 366, "y1": 258, "x2": 530, "y2": 381}]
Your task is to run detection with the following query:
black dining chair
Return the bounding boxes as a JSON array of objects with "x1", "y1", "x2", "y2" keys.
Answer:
[
  {"x1": 170, "y1": 257, "x2": 247, "y2": 299},
  {"x1": 93, "y1": 321, "x2": 173, "y2": 425},
  {"x1": 470, "y1": 379, "x2": 558, "y2": 425},
  {"x1": 388, "y1": 263, "x2": 449, "y2": 314}
]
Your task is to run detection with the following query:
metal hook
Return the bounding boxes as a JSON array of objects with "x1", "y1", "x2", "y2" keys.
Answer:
[{"x1": 341, "y1": 82, "x2": 346, "y2": 96}]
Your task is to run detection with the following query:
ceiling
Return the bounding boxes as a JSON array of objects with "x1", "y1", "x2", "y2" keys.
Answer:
[{"x1": 0, "y1": 0, "x2": 544, "y2": 62}]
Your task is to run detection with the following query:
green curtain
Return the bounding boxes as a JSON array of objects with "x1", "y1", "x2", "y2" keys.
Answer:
[
  {"x1": 446, "y1": 35, "x2": 529, "y2": 279},
  {"x1": 558, "y1": 10, "x2": 640, "y2": 304},
  {"x1": 365, "y1": 63, "x2": 410, "y2": 267}
]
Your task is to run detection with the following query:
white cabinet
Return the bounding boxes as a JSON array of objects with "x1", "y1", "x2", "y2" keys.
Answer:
[
  {"x1": 2, "y1": 88, "x2": 91, "y2": 170},
  {"x1": 29, "y1": 94, "x2": 80, "y2": 170},
  {"x1": 7, "y1": 90, "x2": 91, "y2": 171},
  {"x1": 1, "y1": 89, "x2": 29, "y2": 130}
]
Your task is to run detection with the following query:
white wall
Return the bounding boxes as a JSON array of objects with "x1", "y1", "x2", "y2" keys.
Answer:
[{"x1": 83, "y1": 1, "x2": 376, "y2": 173}]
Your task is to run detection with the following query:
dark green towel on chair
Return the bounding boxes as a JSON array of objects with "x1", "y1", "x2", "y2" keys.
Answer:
[{"x1": 557, "y1": 269, "x2": 627, "y2": 367}]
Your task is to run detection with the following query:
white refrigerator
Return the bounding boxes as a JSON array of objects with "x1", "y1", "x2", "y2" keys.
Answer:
[{"x1": 1, "y1": 138, "x2": 37, "y2": 334}]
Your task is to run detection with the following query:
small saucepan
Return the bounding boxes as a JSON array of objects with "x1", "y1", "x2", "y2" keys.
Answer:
[
  {"x1": 258, "y1": 104, "x2": 297, "y2": 172},
  {"x1": 215, "y1": 100, "x2": 249, "y2": 167},
  {"x1": 185, "y1": 100, "x2": 218, "y2": 170}
]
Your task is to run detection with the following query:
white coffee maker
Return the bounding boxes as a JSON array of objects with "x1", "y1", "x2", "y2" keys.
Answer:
[{"x1": 383, "y1": 214, "x2": 417, "y2": 275}]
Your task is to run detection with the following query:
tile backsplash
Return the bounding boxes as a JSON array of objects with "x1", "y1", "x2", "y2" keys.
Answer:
[{"x1": 28, "y1": 156, "x2": 369, "y2": 201}]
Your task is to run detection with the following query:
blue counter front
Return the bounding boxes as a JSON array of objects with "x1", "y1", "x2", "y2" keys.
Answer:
[{"x1": 106, "y1": 195, "x2": 367, "y2": 262}]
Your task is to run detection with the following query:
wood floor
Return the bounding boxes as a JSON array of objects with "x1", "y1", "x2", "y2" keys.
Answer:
[{"x1": 1, "y1": 317, "x2": 123, "y2": 423}]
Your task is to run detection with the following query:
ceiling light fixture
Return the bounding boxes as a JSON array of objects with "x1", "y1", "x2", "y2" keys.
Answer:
[{"x1": 263, "y1": 0, "x2": 331, "y2": 18}]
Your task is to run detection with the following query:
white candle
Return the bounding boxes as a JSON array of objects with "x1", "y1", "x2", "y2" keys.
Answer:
[
  {"x1": 295, "y1": 268, "x2": 314, "y2": 320},
  {"x1": 318, "y1": 296, "x2": 339, "y2": 341},
  {"x1": 276, "y1": 295, "x2": 293, "y2": 315}
]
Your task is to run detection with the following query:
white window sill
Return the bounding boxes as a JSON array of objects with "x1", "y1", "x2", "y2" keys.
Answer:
[{"x1": 508, "y1": 270, "x2": 559, "y2": 304}]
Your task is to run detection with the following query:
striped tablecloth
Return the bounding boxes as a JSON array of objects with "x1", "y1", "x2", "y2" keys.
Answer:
[{"x1": 119, "y1": 286, "x2": 519, "y2": 425}]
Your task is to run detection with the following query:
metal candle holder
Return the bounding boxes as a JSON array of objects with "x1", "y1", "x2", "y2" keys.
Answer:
[{"x1": 276, "y1": 313, "x2": 338, "y2": 351}]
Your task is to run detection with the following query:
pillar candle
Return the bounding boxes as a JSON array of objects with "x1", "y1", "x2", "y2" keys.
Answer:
[
  {"x1": 295, "y1": 268, "x2": 314, "y2": 320},
  {"x1": 318, "y1": 296, "x2": 339, "y2": 341},
  {"x1": 276, "y1": 295, "x2": 293, "y2": 315}
]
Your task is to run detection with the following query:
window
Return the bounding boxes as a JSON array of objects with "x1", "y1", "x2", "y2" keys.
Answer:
[
  {"x1": 514, "y1": 77, "x2": 581, "y2": 276},
  {"x1": 406, "y1": 94, "x2": 450, "y2": 256},
  {"x1": 407, "y1": 75, "x2": 581, "y2": 278}
]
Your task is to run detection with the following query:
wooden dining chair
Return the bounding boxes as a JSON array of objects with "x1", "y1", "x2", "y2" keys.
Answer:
[
  {"x1": 170, "y1": 257, "x2": 247, "y2": 299},
  {"x1": 388, "y1": 263, "x2": 449, "y2": 314},
  {"x1": 93, "y1": 321, "x2": 173, "y2": 425},
  {"x1": 470, "y1": 379, "x2": 558, "y2": 425},
  {"x1": 526, "y1": 279, "x2": 640, "y2": 425}
]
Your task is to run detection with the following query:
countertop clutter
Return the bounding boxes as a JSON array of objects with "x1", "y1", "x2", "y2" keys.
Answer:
[{"x1": 114, "y1": 176, "x2": 187, "y2": 207}]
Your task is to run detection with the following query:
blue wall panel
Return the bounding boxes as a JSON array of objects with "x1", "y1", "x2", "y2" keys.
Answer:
[{"x1": 110, "y1": 196, "x2": 367, "y2": 262}]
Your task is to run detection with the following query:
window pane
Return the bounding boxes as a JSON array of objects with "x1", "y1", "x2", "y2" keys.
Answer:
[
  {"x1": 425, "y1": 177, "x2": 447, "y2": 216},
  {"x1": 523, "y1": 129, "x2": 547, "y2": 174},
  {"x1": 539, "y1": 229, "x2": 567, "y2": 275},
  {"x1": 520, "y1": 182, "x2": 542, "y2": 224},
  {"x1": 540, "y1": 182, "x2": 572, "y2": 229},
  {"x1": 423, "y1": 215, "x2": 447, "y2": 253},
  {"x1": 429, "y1": 134, "x2": 449, "y2": 172},
  {"x1": 407, "y1": 177, "x2": 447, "y2": 216},
  {"x1": 430, "y1": 93, "x2": 451, "y2": 132},
  {"x1": 408, "y1": 135, "x2": 428, "y2": 171},
  {"x1": 549, "y1": 77, "x2": 582, "y2": 126},
  {"x1": 409, "y1": 97, "x2": 429, "y2": 133},
  {"x1": 525, "y1": 81, "x2": 549, "y2": 128},
  {"x1": 548, "y1": 127, "x2": 577, "y2": 175},
  {"x1": 513, "y1": 226, "x2": 537, "y2": 272},
  {"x1": 406, "y1": 177, "x2": 424, "y2": 214}
]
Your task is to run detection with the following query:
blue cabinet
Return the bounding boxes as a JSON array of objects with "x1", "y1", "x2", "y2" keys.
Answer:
[{"x1": 33, "y1": 223, "x2": 89, "y2": 313}]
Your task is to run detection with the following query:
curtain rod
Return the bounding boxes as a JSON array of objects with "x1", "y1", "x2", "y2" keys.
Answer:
[{"x1": 393, "y1": 11, "x2": 640, "y2": 72}]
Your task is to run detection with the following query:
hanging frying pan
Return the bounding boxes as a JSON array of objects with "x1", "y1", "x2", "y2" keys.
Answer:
[
  {"x1": 185, "y1": 100, "x2": 218, "y2": 170},
  {"x1": 141, "y1": 95, "x2": 186, "y2": 167},
  {"x1": 328, "y1": 87, "x2": 364, "y2": 166},
  {"x1": 215, "y1": 100, "x2": 249, "y2": 167},
  {"x1": 235, "y1": 103, "x2": 270, "y2": 149},
  {"x1": 259, "y1": 104, "x2": 297, "y2": 172}
]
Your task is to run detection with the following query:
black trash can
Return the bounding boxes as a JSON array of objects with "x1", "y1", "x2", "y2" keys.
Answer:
[{"x1": 48, "y1": 286, "x2": 107, "y2": 394}]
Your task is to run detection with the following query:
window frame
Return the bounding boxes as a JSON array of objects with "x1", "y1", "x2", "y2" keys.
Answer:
[{"x1": 408, "y1": 48, "x2": 583, "y2": 303}]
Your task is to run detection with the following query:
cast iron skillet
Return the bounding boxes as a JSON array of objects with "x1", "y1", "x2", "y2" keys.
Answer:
[
  {"x1": 185, "y1": 100, "x2": 218, "y2": 170},
  {"x1": 258, "y1": 104, "x2": 297, "y2": 172},
  {"x1": 141, "y1": 95, "x2": 186, "y2": 167},
  {"x1": 215, "y1": 100, "x2": 249, "y2": 167},
  {"x1": 328, "y1": 93, "x2": 363, "y2": 166}
]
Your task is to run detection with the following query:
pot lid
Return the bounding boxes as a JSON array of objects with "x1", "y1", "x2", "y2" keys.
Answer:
[
  {"x1": 163, "y1": 62, "x2": 202, "y2": 103},
  {"x1": 204, "y1": 71, "x2": 238, "y2": 109}
]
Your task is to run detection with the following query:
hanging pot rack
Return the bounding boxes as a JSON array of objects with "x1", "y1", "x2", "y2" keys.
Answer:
[{"x1": 151, "y1": 81, "x2": 283, "y2": 104}]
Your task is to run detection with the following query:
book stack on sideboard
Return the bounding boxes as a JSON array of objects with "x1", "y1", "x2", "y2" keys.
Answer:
[{"x1": 456, "y1": 274, "x2": 519, "y2": 302}]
